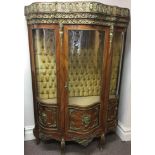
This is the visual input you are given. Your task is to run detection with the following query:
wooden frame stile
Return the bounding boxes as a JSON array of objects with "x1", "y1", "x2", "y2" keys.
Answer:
[
  {"x1": 58, "y1": 23, "x2": 67, "y2": 152},
  {"x1": 103, "y1": 25, "x2": 115, "y2": 135},
  {"x1": 100, "y1": 26, "x2": 110, "y2": 143},
  {"x1": 59, "y1": 23, "x2": 66, "y2": 144},
  {"x1": 63, "y1": 24, "x2": 68, "y2": 141}
]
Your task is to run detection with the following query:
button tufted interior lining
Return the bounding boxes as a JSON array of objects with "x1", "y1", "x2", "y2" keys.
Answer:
[
  {"x1": 32, "y1": 28, "x2": 120, "y2": 106},
  {"x1": 33, "y1": 29, "x2": 57, "y2": 100},
  {"x1": 68, "y1": 30, "x2": 104, "y2": 102}
]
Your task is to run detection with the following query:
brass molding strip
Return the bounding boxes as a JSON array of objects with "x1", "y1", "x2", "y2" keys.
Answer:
[
  {"x1": 24, "y1": 2, "x2": 130, "y2": 27},
  {"x1": 109, "y1": 25, "x2": 114, "y2": 54},
  {"x1": 25, "y1": 2, "x2": 129, "y2": 17},
  {"x1": 26, "y1": 18, "x2": 128, "y2": 27},
  {"x1": 59, "y1": 23, "x2": 64, "y2": 52}
]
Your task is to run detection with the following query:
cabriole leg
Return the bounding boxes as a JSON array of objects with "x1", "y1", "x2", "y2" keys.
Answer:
[
  {"x1": 61, "y1": 138, "x2": 65, "y2": 154},
  {"x1": 36, "y1": 137, "x2": 40, "y2": 144},
  {"x1": 99, "y1": 134, "x2": 105, "y2": 150},
  {"x1": 33, "y1": 127, "x2": 40, "y2": 145}
]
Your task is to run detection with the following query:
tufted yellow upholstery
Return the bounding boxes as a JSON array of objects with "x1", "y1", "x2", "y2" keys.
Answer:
[
  {"x1": 33, "y1": 29, "x2": 105, "y2": 104},
  {"x1": 68, "y1": 49, "x2": 102, "y2": 97},
  {"x1": 33, "y1": 29, "x2": 57, "y2": 100},
  {"x1": 68, "y1": 30, "x2": 104, "y2": 98},
  {"x1": 35, "y1": 53, "x2": 57, "y2": 99}
]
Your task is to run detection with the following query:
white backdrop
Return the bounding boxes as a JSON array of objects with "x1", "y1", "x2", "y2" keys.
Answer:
[{"x1": 24, "y1": 0, "x2": 131, "y2": 141}]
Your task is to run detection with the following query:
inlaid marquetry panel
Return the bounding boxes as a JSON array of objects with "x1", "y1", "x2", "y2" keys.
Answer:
[
  {"x1": 107, "y1": 120, "x2": 117, "y2": 132},
  {"x1": 68, "y1": 105, "x2": 100, "y2": 133},
  {"x1": 107, "y1": 98, "x2": 118, "y2": 132},
  {"x1": 107, "y1": 98, "x2": 118, "y2": 121},
  {"x1": 38, "y1": 103, "x2": 57, "y2": 129}
]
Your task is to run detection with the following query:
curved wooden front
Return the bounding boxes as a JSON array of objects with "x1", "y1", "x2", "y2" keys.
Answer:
[
  {"x1": 37, "y1": 102, "x2": 62, "y2": 141},
  {"x1": 38, "y1": 103, "x2": 58, "y2": 129},
  {"x1": 66, "y1": 103, "x2": 101, "y2": 140}
]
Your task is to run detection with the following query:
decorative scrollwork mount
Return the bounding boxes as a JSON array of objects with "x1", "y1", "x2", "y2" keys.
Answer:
[{"x1": 24, "y1": 2, "x2": 130, "y2": 27}]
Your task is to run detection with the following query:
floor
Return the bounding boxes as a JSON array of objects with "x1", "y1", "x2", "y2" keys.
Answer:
[{"x1": 24, "y1": 133, "x2": 131, "y2": 155}]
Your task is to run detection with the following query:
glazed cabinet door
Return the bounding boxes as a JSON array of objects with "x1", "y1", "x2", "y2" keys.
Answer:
[
  {"x1": 62, "y1": 25, "x2": 109, "y2": 142},
  {"x1": 28, "y1": 25, "x2": 61, "y2": 140}
]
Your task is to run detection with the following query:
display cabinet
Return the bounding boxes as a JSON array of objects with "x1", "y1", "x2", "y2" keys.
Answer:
[{"x1": 25, "y1": 1, "x2": 130, "y2": 152}]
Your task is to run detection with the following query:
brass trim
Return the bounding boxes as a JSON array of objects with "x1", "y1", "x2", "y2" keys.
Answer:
[
  {"x1": 72, "y1": 133, "x2": 101, "y2": 146},
  {"x1": 26, "y1": 13, "x2": 129, "y2": 22},
  {"x1": 24, "y1": 2, "x2": 130, "y2": 27},
  {"x1": 72, "y1": 137, "x2": 94, "y2": 146},
  {"x1": 24, "y1": 2, "x2": 129, "y2": 17},
  {"x1": 109, "y1": 25, "x2": 114, "y2": 54},
  {"x1": 68, "y1": 105, "x2": 100, "y2": 133},
  {"x1": 38, "y1": 103, "x2": 58, "y2": 130},
  {"x1": 99, "y1": 133, "x2": 105, "y2": 150},
  {"x1": 26, "y1": 18, "x2": 128, "y2": 27},
  {"x1": 61, "y1": 138, "x2": 65, "y2": 153},
  {"x1": 59, "y1": 23, "x2": 64, "y2": 52},
  {"x1": 82, "y1": 115, "x2": 91, "y2": 127}
]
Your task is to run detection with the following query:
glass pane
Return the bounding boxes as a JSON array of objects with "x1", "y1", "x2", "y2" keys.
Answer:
[
  {"x1": 33, "y1": 29, "x2": 57, "y2": 104},
  {"x1": 110, "y1": 31, "x2": 124, "y2": 96},
  {"x1": 68, "y1": 30, "x2": 105, "y2": 107}
]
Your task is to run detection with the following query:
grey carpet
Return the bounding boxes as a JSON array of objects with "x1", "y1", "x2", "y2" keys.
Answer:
[{"x1": 24, "y1": 133, "x2": 131, "y2": 155}]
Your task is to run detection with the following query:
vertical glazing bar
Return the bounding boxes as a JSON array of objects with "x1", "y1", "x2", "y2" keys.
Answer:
[
  {"x1": 109, "y1": 25, "x2": 114, "y2": 54},
  {"x1": 59, "y1": 23, "x2": 64, "y2": 52}
]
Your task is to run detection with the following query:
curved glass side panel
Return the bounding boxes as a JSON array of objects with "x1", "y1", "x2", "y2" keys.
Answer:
[
  {"x1": 33, "y1": 29, "x2": 57, "y2": 104},
  {"x1": 68, "y1": 30, "x2": 105, "y2": 107},
  {"x1": 109, "y1": 31, "x2": 125, "y2": 97}
]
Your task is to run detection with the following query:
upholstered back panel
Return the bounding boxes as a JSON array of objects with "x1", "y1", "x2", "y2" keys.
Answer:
[
  {"x1": 33, "y1": 29, "x2": 57, "y2": 99},
  {"x1": 36, "y1": 53, "x2": 57, "y2": 99},
  {"x1": 68, "y1": 49, "x2": 102, "y2": 97},
  {"x1": 33, "y1": 29, "x2": 105, "y2": 99},
  {"x1": 36, "y1": 49, "x2": 103, "y2": 99},
  {"x1": 68, "y1": 30, "x2": 104, "y2": 97}
]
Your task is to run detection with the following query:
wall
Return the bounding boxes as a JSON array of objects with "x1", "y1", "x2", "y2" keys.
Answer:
[{"x1": 24, "y1": 0, "x2": 131, "y2": 141}]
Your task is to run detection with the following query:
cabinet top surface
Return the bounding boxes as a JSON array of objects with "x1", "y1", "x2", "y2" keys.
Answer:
[{"x1": 25, "y1": 1, "x2": 130, "y2": 17}]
